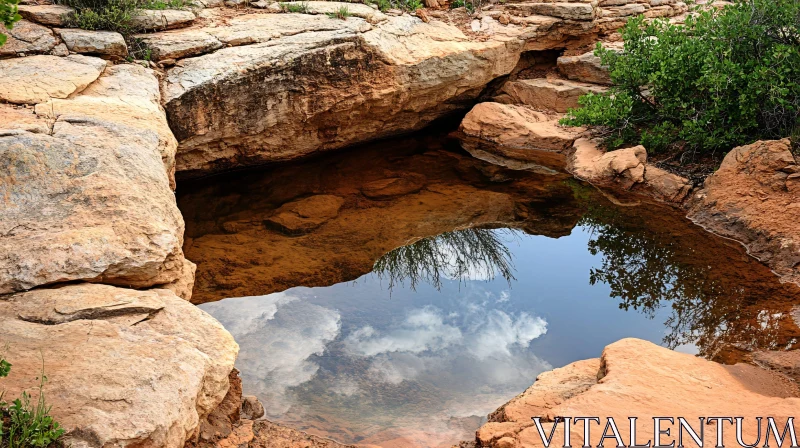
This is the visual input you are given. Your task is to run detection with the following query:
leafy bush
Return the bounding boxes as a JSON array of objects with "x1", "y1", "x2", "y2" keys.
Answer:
[
  {"x1": 0, "y1": 0, "x2": 21, "y2": 47},
  {"x1": 64, "y1": 0, "x2": 139, "y2": 35},
  {"x1": 0, "y1": 355, "x2": 64, "y2": 448},
  {"x1": 561, "y1": 0, "x2": 800, "y2": 155}
]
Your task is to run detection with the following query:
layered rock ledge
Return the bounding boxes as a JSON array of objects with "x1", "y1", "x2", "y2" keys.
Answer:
[{"x1": 471, "y1": 338, "x2": 800, "y2": 448}]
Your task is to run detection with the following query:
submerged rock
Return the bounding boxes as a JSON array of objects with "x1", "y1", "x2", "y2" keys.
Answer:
[
  {"x1": 264, "y1": 195, "x2": 346, "y2": 235},
  {"x1": 0, "y1": 283, "x2": 238, "y2": 448},
  {"x1": 687, "y1": 139, "x2": 800, "y2": 286}
]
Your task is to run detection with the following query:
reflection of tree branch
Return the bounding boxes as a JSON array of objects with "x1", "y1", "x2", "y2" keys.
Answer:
[
  {"x1": 578, "y1": 201, "x2": 793, "y2": 361},
  {"x1": 372, "y1": 228, "x2": 517, "y2": 292}
]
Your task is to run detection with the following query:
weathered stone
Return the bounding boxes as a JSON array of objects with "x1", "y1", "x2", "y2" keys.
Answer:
[
  {"x1": 557, "y1": 43, "x2": 622, "y2": 85},
  {"x1": 17, "y1": 4, "x2": 74, "y2": 26},
  {"x1": 0, "y1": 104, "x2": 50, "y2": 135},
  {"x1": 600, "y1": 3, "x2": 647, "y2": 17},
  {"x1": 0, "y1": 20, "x2": 58, "y2": 56},
  {"x1": 504, "y1": 2, "x2": 596, "y2": 20},
  {"x1": 569, "y1": 138, "x2": 647, "y2": 188},
  {"x1": 460, "y1": 102, "x2": 579, "y2": 154},
  {"x1": 642, "y1": 165, "x2": 693, "y2": 202},
  {"x1": 361, "y1": 174, "x2": 427, "y2": 200},
  {"x1": 50, "y1": 42, "x2": 69, "y2": 56},
  {"x1": 501, "y1": 78, "x2": 607, "y2": 113},
  {"x1": 163, "y1": 15, "x2": 523, "y2": 176},
  {"x1": 0, "y1": 64, "x2": 184, "y2": 294},
  {"x1": 264, "y1": 195, "x2": 346, "y2": 235},
  {"x1": 0, "y1": 55, "x2": 107, "y2": 104},
  {"x1": 687, "y1": 139, "x2": 800, "y2": 286},
  {"x1": 476, "y1": 339, "x2": 800, "y2": 448},
  {"x1": 0, "y1": 284, "x2": 238, "y2": 448},
  {"x1": 135, "y1": 29, "x2": 223, "y2": 61},
  {"x1": 56, "y1": 28, "x2": 128, "y2": 57},
  {"x1": 131, "y1": 9, "x2": 196, "y2": 31},
  {"x1": 281, "y1": 1, "x2": 388, "y2": 24},
  {"x1": 241, "y1": 396, "x2": 265, "y2": 420}
]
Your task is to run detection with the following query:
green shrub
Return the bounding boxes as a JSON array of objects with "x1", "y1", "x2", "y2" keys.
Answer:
[
  {"x1": 279, "y1": 1, "x2": 309, "y2": 12},
  {"x1": 0, "y1": 0, "x2": 21, "y2": 47},
  {"x1": 326, "y1": 5, "x2": 350, "y2": 19},
  {"x1": 561, "y1": 0, "x2": 800, "y2": 155},
  {"x1": 0, "y1": 355, "x2": 64, "y2": 448}
]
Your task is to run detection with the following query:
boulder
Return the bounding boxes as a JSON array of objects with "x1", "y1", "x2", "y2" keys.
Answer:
[
  {"x1": 501, "y1": 78, "x2": 607, "y2": 113},
  {"x1": 687, "y1": 139, "x2": 800, "y2": 286},
  {"x1": 569, "y1": 138, "x2": 647, "y2": 188},
  {"x1": 56, "y1": 28, "x2": 128, "y2": 57},
  {"x1": 0, "y1": 283, "x2": 238, "y2": 448},
  {"x1": 0, "y1": 64, "x2": 185, "y2": 294},
  {"x1": 459, "y1": 102, "x2": 579, "y2": 155},
  {"x1": 264, "y1": 195, "x2": 346, "y2": 235},
  {"x1": 17, "y1": 4, "x2": 74, "y2": 26},
  {"x1": 0, "y1": 20, "x2": 58, "y2": 56},
  {"x1": 556, "y1": 43, "x2": 622, "y2": 85},
  {"x1": 131, "y1": 9, "x2": 196, "y2": 31},
  {"x1": 475, "y1": 339, "x2": 800, "y2": 448},
  {"x1": 0, "y1": 54, "x2": 107, "y2": 104},
  {"x1": 134, "y1": 29, "x2": 223, "y2": 61},
  {"x1": 161, "y1": 15, "x2": 523, "y2": 176},
  {"x1": 504, "y1": 2, "x2": 596, "y2": 20}
]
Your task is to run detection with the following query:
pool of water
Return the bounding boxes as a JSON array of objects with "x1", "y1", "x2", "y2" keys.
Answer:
[{"x1": 178, "y1": 130, "x2": 800, "y2": 448}]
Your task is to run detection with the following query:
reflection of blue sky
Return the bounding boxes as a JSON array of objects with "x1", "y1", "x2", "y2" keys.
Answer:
[{"x1": 200, "y1": 227, "x2": 678, "y2": 445}]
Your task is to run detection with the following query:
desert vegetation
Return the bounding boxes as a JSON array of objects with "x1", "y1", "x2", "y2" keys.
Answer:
[
  {"x1": 561, "y1": 0, "x2": 800, "y2": 156},
  {"x1": 0, "y1": 0, "x2": 20, "y2": 46},
  {"x1": 0, "y1": 354, "x2": 64, "y2": 448}
]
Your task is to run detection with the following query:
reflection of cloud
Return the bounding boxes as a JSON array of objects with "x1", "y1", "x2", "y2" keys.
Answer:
[
  {"x1": 344, "y1": 306, "x2": 462, "y2": 356},
  {"x1": 344, "y1": 304, "x2": 550, "y2": 387},
  {"x1": 200, "y1": 293, "x2": 341, "y2": 417},
  {"x1": 467, "y1": 310, "x2": 547, "y2": 360},
  {"x1": 496, "y1": 290, "x2": 511, "y2": 303}
]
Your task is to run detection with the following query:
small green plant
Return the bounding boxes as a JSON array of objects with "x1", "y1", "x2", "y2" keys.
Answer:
[
  {"x1": 59, "y1": 0, "x2": 139, "y2": 34},
  {"x1": 0, "y1": 355, "x2": 64, "y2": 448},
  {"x1": 279, "y1": 1, "x2": 309, "y2": 12},
  {"x1": 560, "y1": 0, "x2": 800, "y2": 156},
  {"x1": 326, "y1": 5, "x2": 350, "y2": 19},
  {"x1": 0, "y1": 0, "x2": 21, "y2": 47},
  {"x1": 137, "y1": 0, "x2": 187, "y2": 9}
]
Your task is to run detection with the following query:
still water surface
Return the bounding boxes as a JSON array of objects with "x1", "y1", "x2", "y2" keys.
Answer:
[{"x1": 178, "y1": 131, "x2": 800, "y2": 447}]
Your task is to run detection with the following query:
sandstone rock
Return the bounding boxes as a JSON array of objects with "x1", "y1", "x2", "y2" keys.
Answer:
[
  {"x1": 569, "y1": 138, "x2": 647, "y2": 188},
  {"x1": 0, "y1": 64, "x2": 184, "y2": 294},
  {"x1": 361, "y1": 174, "x2": 427, "y2": 199},
  {"x1": 476, "y1": 339, "x2": 800, "y2": 448},
  {"x1": 241, "y1": 396, "x2": 266, "y2": 420},
  {"x1": 282, "y1": 1, "x2": 389, "y2": 24},
  {"x1": 57, "y1": 28, "x2": 128, "y2": 57},
  {"x1": 600, "y1": 3, "x2": 647, "y2": 17},
  {"x1": 642, "y1": 164, "x2": 693, "y2": 202},
  {"x1": 460, "y1": 102, "x2": 579, "y2": 155},
  {"x1": 131, "y1": 9, "x2": 196, "y2": 31},
  {"x1": 162, "y1": 15, "x2": 522, "y2": 176},
  {"x1": 135, "y1": 29, "x2": 223, "y2": 61},
  {"x1": 50, "y1": 42, "x2": 69, "y2": 56},
  {"x1": 0, "y1": 283, "x2": 238, "y2": 448},
  {"x1": 557, "y1": 44, "x2": 621, "y2": 85},
  {"x1": 0, "y1": 20, "x2": 58, "y2": 56},
  {"x1": 249, "y1": 420, "x2": 356, "y2": 448},
  {"x1": 504, "y1": 2, "x2": 595, "y2": 20},
  {"x1": 264, "y1": 195, "x2": 346, "y2": 235},
  {"x1": 687, "y1": 139, "x2": 800, "y2": 286},
  {"x1": 0, "y1": 55, "x2": 107, "y2": 104},
  {"x1": 0, "y1": 104, "x2": 50, "y2": 134},
  {"x1": 501, "y1": 78, "x2": 607, "y2": 113},
  {"x1": 17, "y1": 4, "x2": 74, "y2": 26}
]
